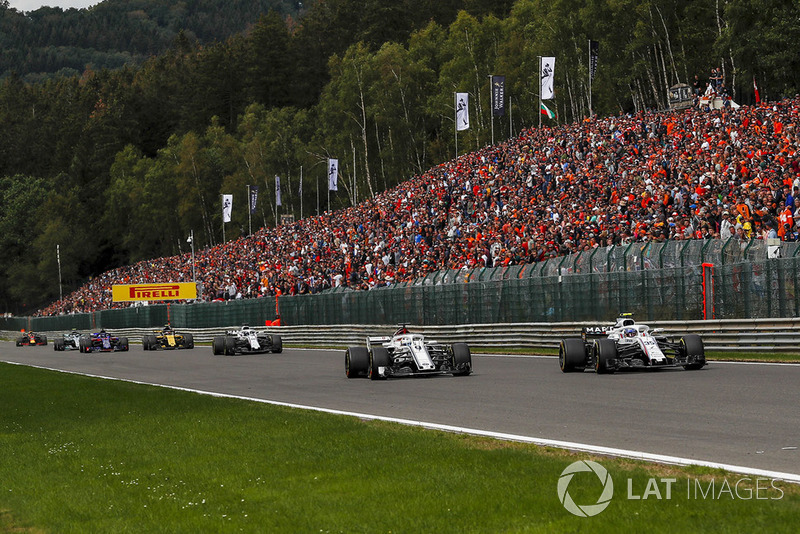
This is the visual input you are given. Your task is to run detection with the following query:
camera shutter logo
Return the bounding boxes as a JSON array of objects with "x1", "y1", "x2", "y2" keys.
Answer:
[{"x1": 557, "y1": 460, "x2": 614, "y2": 517}]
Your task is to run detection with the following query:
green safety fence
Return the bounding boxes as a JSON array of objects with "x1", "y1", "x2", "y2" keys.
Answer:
[{"x1": 4, "y1": 239, "x2": 800, "y2": 331}]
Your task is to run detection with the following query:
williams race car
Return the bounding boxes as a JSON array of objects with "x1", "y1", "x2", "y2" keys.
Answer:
[
  {"x1": 53, "y1": 330, "x2": 82, "y2": 351},
  {"x1": 211, "y1": 325, "x2": 282, "y2": 355},
  {"x1": 345, "y1": 327, "x2": 472, "y2": 380},
  {"x1": 79, "y1": 330, "x2": 130, "y2": 353},
  {"x1": 16, "y1": 331, "x2": 47, "y2": 346},
  {"x1": 142, "y1": 325, "x2": 194, "y2": 350},
  {"x1": 559, "y1": 314, "x2": 705, "y2": 374}
]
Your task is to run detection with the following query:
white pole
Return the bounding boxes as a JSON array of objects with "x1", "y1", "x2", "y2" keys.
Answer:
[
  {"x1": 538, "y1": 56, "x2": 542, "y2": 129},
  {"x1": 247, "y1": 184, "x2": 252, "y2": 236},
  {"x1": 57, "y1": 244, "x2": 63, "y2": 302},
  {"x1": 588, "y1": 40, "x2": 593, "y2": 119},
  {"x1": 489, "y1": 75, "x2": 494, "y2": 146},
  {"x1": 454, "y1": 92, "x2": 458, "y2": 159},
  {"x1": 300, "y1": 165, "x2": 303, "y2": 220},
  {"x1": 189, "y1": 230, "x2": 196, "y2": 284}
]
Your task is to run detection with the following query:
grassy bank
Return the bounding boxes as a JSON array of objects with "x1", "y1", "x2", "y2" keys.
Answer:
[{"x1": 1, "y1": 363, "x2": 798, "y2": 532}]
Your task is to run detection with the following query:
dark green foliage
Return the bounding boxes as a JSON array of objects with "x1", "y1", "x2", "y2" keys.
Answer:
[{"x1": 0, "y1": 0, "x2": 793, "y2": 313}]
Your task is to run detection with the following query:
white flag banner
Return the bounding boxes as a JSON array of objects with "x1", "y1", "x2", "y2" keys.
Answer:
[
  {"x1": 541, "y1": 57, "x2": 555, "y2": 100},
  {"x1": 328, "y1": 158, "x2": 338, "y2": 191},
  {"x1": 455, "y1": 93, "x2": 469, "y2": 131},
  {"x1": 222, "y1": 194, "x2": 233, "y2": 223},
  {"x1": 275, "y1": 175, "x2": 282, "y2": 206}
]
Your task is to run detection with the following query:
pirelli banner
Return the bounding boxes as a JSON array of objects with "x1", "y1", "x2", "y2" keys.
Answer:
[{"x1": 112, "y1": 283, "x2": 197, "y2": 302}]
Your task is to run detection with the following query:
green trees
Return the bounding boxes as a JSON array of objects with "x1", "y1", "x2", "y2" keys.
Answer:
[{"x1": 0, "y1": 0, "x2": 793, "y2": 312}]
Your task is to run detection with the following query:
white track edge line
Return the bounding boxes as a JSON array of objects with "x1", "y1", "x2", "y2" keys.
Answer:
[{"x1": 4, "y1": 360, "x2": 800, "y2": 484}]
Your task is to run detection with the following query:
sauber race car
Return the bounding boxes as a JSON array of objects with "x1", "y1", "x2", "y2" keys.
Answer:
[
  {"x1": 559, "y1": 314, "x2": 706, "y2": 374},
  {"x1": 142, "y1": 325, "x2": 194, "y2": 350},
  {"x1": 211, "y1": 325, "x2": 282, "y2": 355},
  {"x1": 53, "y1": 330, "x2": 82, "y2": 351},
  {"x1": 79, "y1": 330, "x2": 130, "y2": 353},
  {"x1": 345, "y1": 326, "x2": 472, "y2": 380},
  {"x1": 16, "y1": 331, "x2": 47, "y2": 346}
]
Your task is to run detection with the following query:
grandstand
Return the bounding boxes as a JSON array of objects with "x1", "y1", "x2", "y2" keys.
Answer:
[{"x1": 37, "y1": 97, "x2": 800, "y2": 316}]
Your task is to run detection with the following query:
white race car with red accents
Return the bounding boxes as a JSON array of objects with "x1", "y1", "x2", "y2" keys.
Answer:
[
  {"x1": 345, "y1": 326, "x2": 472, "y2": 380},
  {"x1": 559, "y1": 314, "x2": 706, "y2": 374}
]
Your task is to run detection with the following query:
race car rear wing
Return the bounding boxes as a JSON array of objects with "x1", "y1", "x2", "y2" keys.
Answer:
[
  {"x1": 582, "y1": 325, "x2": 613, "y2": 341},
  {"x1": 366, "y1": 336, "x2": 392, "y2": 350}
]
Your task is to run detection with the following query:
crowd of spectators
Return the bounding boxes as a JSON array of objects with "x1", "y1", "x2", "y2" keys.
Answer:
[{"x1": 37, "y1": 94, "x2": 800, "y2": 316}]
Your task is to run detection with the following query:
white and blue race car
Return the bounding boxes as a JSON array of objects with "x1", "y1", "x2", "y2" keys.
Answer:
[
  {"x1": 345, "y1": 327, "x2": 472, "y2": 380},
  {"x1": 211, "y1": 325, "x2": 282, "y2": 355},
  {"x1": 559, "y1": 314, "x2": 706, "y2": 374}
]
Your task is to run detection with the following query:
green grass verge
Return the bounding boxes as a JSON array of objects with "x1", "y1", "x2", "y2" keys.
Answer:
[{"x1": 1, "y1": 363, "x2": 798, "y2": 533}]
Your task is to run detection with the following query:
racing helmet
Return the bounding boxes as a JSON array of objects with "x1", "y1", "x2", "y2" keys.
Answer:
[{"x1": 624, "y1": 327, "x2": 637, "y2": 338}]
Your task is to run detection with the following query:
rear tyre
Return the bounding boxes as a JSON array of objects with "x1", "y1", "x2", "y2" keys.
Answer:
[
  {"x1": 271, "y1": 335, "x2": 282, "y2": 353},
  {"x1": 224, "y1": 336, "x2": 237, "y2": 356},
  {"x1": 212, "y1": 336, "x2": 225, "y2": 355},
  {"x1": 345, "y1": 347, "x2": 369, "y2": 378},
  {"x1": 15, "y1": 337, "x2": 23, "y2": 347},
  {"x1": 54, "y1": 338, "x2": 65, "y2": 351},
  {"x1": 79, "y1": 335, "x2": 90, "y2": 353},
  {"x1": 183, "y1": 333, "x2": 194, "y2": 349},
  {"x1": 681, "y1": 334, "x2": 705, "y2": 370},
  {"x1": 559, "y1": 339, "x2": 586, "y2": 373},
  {"x1": 142, "y1": 335, "x2": 151, "y2": 350},
  {"x1": 451, "y1": 343, "x2": 472, "y2": 376},
  {"x1": 368, "y1": 347, "x2": 390, "y2": 380},
  {"x1": 593, "y1": 339, "x2": 617, "y2": 375}
]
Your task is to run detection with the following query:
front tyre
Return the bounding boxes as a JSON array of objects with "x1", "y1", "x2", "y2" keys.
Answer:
[
  {"x1": 681, "y1": 334, "x2": 706, "y2": 370},
  {"x1": 118, "y1": 337, "x2": 129, "y2": 351},
  {"x1": 345, "y1": 347, "x2": 369, "y2": 378},
  {"x1": 368, "y1": 347, "x2": 390, "y2": 380},
  {"x1": 183, "y1": 333, "x2": 194, "y2": 349},
  {"x1": 451, "y1": 343, "x2": 472, "y2": 376},
  {"x1": 593, "y1": 339, "x2": 617, "y2": 374},
  {"x1": 559, "y1": 339, "x2": 586, "y2": 373}
]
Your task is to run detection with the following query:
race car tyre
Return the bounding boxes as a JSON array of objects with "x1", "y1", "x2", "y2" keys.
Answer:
[
  {"x1": 345, "y1": 347, "x2": 369, "y2": 378},
  {"x1": 270, "y1": 335, "x2": 283, "y2": 353},
  {"x1": 79, "y1": 335, "x2": 90, "y2": 353},
  {"x1": 451, "y1": 343, "x2": 472, "y2": 376},
  {"x1": 593, "y1": 339, "x2": 617, "y2": 374},
  {"x1": 559, "y1": 339, "x2": 586, "y2": 373},
  {"x1": 224, "y1": 336, "x2": 237, "y2": 356},
  {"x1": 142, "y1": 335, "x2": 152, "y2": 350},
  {"x1": 212, "y1": 336, "x2": 225, "y2": 355},
  {"x1": 368, "y1": 347, "x2": 390, "y2": 380},
  {"x1": 40, "y1": 335, "x2": 47, "y2": 346},
  {"x1": 119, "y1": 337, "x2": 129, "y2": 351},
  {"x1": 54, "y1": 338, "x2": 65, "y2": 351},
  {"x1": 681, "y1": 334, "x2": 705, "y2": 370},
  {"x1": 15, "y1": 337, "x2": 23, "y2": 347},
  {"x1": 183, "y1": 333, "x2": 194, "y2": 349}
]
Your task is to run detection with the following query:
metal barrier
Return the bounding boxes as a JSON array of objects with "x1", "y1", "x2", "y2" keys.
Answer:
[{"x1": 5, "y1": 318, "x2": 799, "y2": 352}]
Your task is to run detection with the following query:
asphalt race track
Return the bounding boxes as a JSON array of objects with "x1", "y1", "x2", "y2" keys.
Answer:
[{"x1": 2, "y1": 343, "x2": 799, "y2": 478}]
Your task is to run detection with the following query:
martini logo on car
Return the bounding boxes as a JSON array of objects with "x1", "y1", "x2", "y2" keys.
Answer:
[
  {"x1": 112, "y1": 283, "x2": 197, "y2": 302},
  {"x1": 557, "y1": 460, "x2": 614, "y2": 517}
]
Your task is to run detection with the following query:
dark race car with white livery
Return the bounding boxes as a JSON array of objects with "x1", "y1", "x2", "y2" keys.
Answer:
[
  {"x1": 211, "y1": 325, "x2": 282, "y2": 355},
  {"x1": 345, "y1": 326, "x2": 472, "y2": 380},
  {"x1": 559, "y1": 314, "x2": 706, "y2": 374}
]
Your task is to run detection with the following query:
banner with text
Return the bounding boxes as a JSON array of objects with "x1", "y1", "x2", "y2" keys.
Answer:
[{"x1": 112, "y1": 283, "x2": 198, "y2": 302}]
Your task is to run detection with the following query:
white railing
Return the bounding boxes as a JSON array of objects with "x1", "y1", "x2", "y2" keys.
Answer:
[{"x1": 5, "y1": 318, "x2": 800, "y2": 352}]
